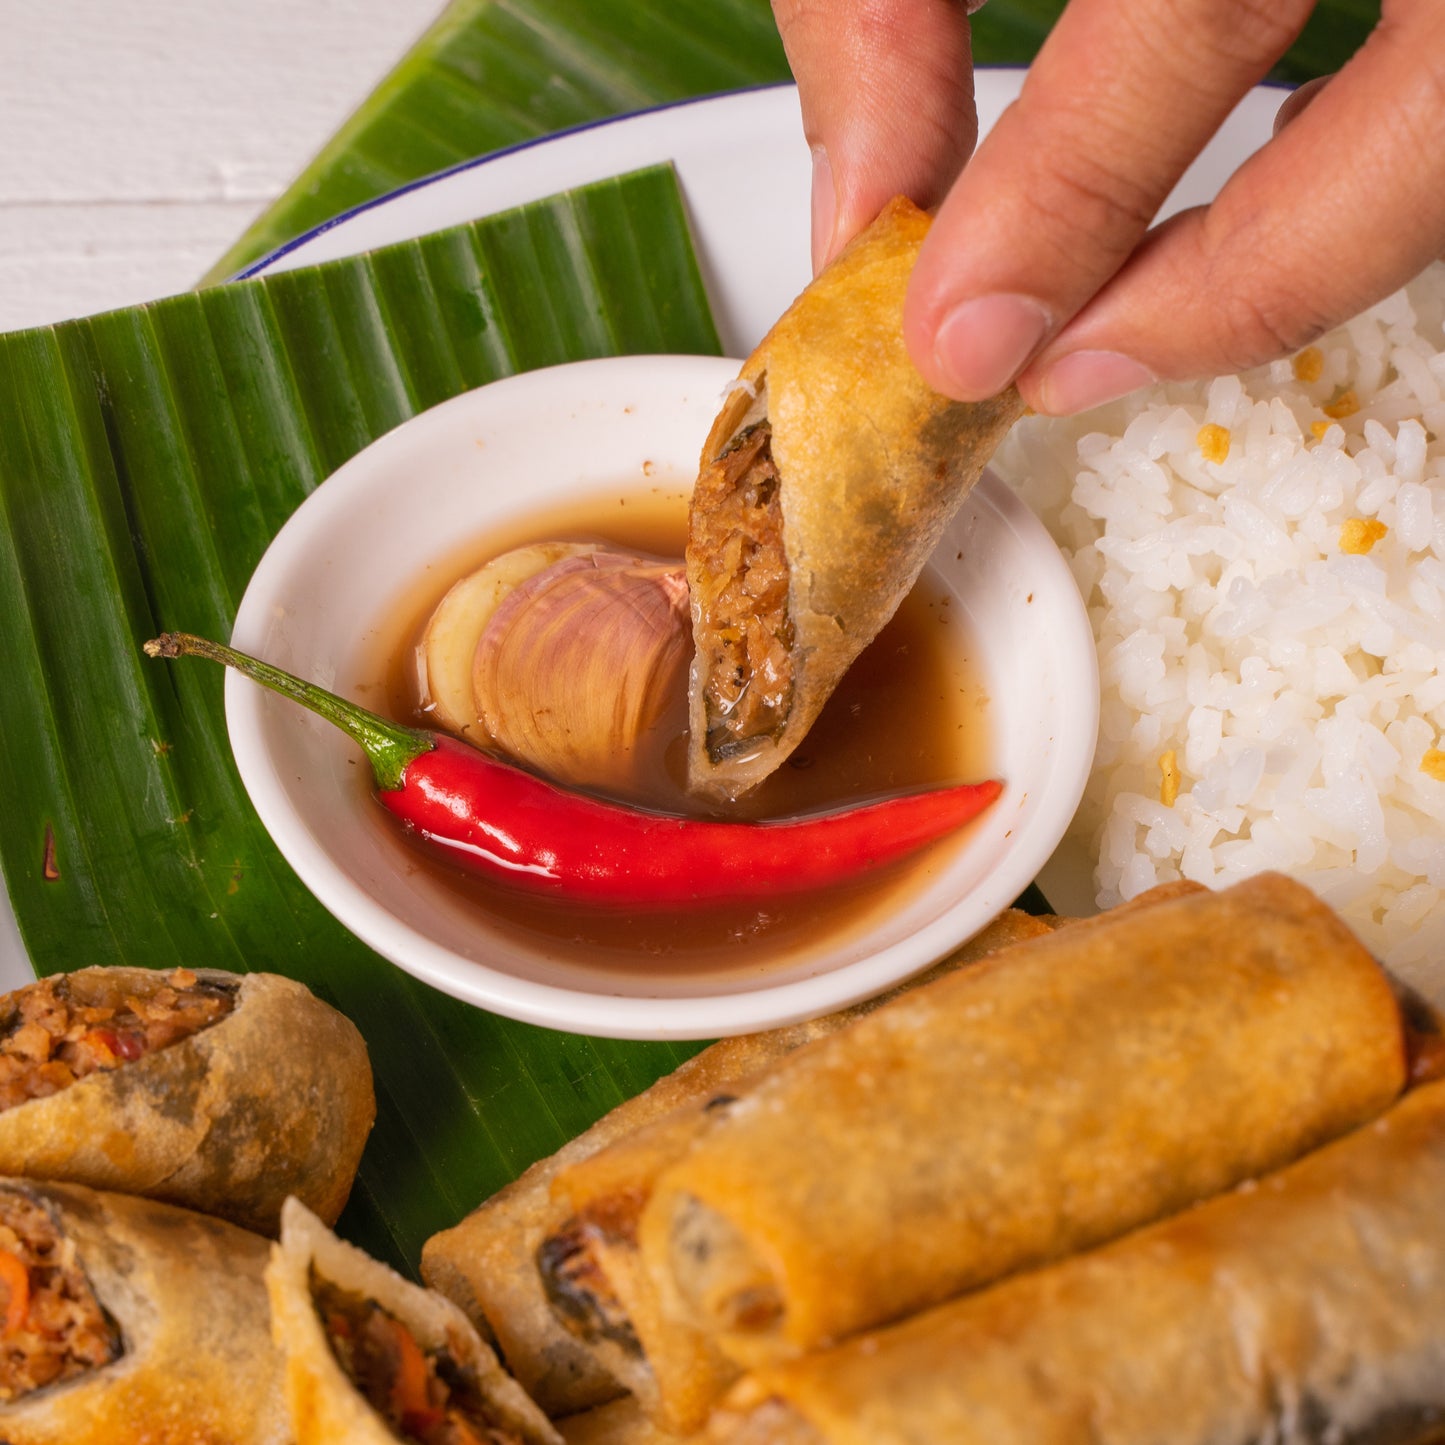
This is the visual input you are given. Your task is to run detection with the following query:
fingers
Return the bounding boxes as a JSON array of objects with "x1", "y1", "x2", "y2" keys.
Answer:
[
  {"x1": 1020, "y1": 3, "x2": 1445, "y2": 408},
  {"x1": 773, "y1": 0, "x2": 977, "y2": 272},
  {"x1": 902, "y1": 0, "x2": 1316, "y2": 400},
  {"x1": 1272, "y1": 73, "x2": 1332, "y2": 134}
]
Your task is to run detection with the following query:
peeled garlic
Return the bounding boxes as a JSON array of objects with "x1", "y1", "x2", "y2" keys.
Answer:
[{"x1": 474, "y1": 553, "x2": 689, "y2": 792}]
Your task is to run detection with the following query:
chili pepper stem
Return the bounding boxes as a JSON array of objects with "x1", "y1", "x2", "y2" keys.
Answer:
[{"x1": 143, "y1": 631, "x2": 431, "y2": 792}]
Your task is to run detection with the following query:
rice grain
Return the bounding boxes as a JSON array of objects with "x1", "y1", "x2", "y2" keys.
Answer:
[{"x1": 992, "y1": 264, "x2": 1445, "y2": 1005}]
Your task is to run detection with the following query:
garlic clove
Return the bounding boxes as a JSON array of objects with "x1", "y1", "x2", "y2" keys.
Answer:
[
  {"x1": 414, "y1": 542, "x2": 599, "y2": 740},
  {"x1": 473, "y1": 552, "x2": 690, "y2": 793}
]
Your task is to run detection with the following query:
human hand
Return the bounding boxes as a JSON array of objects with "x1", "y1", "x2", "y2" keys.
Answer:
[{"x1": 776, "y1": 0, "x2": 1445, "y2": 415}]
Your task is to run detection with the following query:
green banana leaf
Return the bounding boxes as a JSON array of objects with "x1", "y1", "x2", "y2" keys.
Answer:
[
  {"x1": 207, "y1": 0, "x2": 1376, "y2": 283},
  {"x1": 0, "y1": 166, "x2": 719, "y2": 1271}
]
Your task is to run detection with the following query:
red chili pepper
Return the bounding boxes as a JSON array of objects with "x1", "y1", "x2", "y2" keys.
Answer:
[{"x1": 144, "y1": 632, "x2": 1001, "y2": 908}]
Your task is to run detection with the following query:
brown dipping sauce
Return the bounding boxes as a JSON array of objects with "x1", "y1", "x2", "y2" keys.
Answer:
[{"x1": 351, "y1": 486, "x2": 994, "y2": 976}]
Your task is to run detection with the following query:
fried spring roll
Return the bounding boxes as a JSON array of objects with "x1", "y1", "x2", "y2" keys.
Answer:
[
  {"x1": 420, "y1": 910, "x2": 1055, "y2": 1418},
  {"x1": 0, "y1": 1177, "x2": 288, "y2": 1444},
  {"x1": 685, "y1": 195, "x2": 1025, "y2": 800},
  {"x1": 0, "y1": 967, "x2": 374, "y2": 1235},
  {"x1": 557, "y1": 1397, "x2": 698, "y2": 1445},
  {"x1": 711, "y1": 1078, "x2": 1445, "y2": 1445},
  {"x1": 545, "y1": 874, "x2": 1406, "y2": 1432},
  {"x1": 268, "y1": 1196, "x2": 560, "y2": 1445}
]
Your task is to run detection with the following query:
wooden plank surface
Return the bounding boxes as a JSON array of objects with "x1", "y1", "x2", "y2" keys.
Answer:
[{"x1": 0, "y1": 0, "x2": 445, "y2": 331}]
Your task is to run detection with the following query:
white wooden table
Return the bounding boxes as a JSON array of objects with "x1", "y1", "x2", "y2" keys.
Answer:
[{"x1": 0, "y1": 0, "x2": 446, "y2": 333}]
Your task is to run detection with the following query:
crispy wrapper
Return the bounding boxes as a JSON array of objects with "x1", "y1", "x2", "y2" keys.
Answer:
[
  {"x1": 267, "y1": 1196, "x2": 560, "y2": 1445},
  {"x1": 685, "y1": 195, "x2": 1025, "y2": 800},
  {"x1": 0, "y1": 968, "x2": 375, "y2": 1235},
  {"x1": 712, "y1": 1079, "x2": 1445, "y2": 1445},
  {"x1": 558, "y1": 1397, "x2": 699, "y2": 1445},
  {"x1": 552, "y1": 874, "x2": 1405, "y2": 1432},
  {"x1": 0, "y1": 1176, "x2": 289, "y2": 1444},
  {"x1": 420, "y1": 911, "x2": 1054, "y2": 1418}
]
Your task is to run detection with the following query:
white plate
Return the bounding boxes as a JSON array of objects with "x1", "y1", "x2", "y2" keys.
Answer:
[
  {"x1": 242, "y1": 74, "x2": 1286, "y2": 362},
  {"x1": 0, "y1": 71, "x2": 1285, "y2": 992},
  {"x1": 226, "y1": 355, "x2": 1098, "y2": 1038}
]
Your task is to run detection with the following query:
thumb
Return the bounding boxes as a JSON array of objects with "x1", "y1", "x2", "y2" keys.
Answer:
[{"x1": 773, "y1": 0, "x2": 978, "y2": 272}]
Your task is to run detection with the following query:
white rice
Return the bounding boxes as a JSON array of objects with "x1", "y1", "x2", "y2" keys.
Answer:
[{"x1": 991, "y1": 263, "x2": 1445, "y2": 1004}]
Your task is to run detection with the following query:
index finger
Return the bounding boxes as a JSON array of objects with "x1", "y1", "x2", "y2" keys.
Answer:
[
  {"x1": 902, "y1": 0, "x2": 1316, "y2": 400},
  {"x1": 1024, "y1": 4, "x2": 1445, "y2": 404}
]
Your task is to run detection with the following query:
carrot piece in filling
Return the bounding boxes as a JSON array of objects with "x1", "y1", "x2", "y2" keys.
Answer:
[
  {"x1": 0, "y1": 1248, "x2": 29, "y2": 1336},
  {"x1": 389, "y1": 1315, "x2": 442, "y2": 1435},
  {"x1": 312, "y1": 1271, "x2": 522, "y2": 1445},
  {"x1": 0, "y1": 1190, "x2": 121, "y2": 1401}
]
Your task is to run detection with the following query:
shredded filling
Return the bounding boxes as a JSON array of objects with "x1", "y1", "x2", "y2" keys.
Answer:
[
  {"x1": 0, "y1": 968, "x2": 236, "y2": 1113},
  {"x1": 312, "y1": 1270, "x2": 523, "y2": 1445},
  {"x1": 689, "y1": 421, "x2": 795, "y2": 762},
  {"x1": 535, "y1": 1218, "x2": 640, "y2": 1357},
  {"x1": 0, "y1": 1188, "x2": 122, "y2": 1401}
]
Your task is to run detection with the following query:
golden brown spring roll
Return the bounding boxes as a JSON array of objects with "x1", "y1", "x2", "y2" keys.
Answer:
[
  {"x1": 0, "y1": 967, "x2": 374, "y2": 1235},
  {"x1": 712, "y1": 1078, "x2": 1445, "y2": 1445},
  {"x1": 685, "y1": 195, "x2": 1025, "y2": 800},
  {"x1": 547, "y1": 873, "x2": 1406, "y2": 1432},
  {"x1": 539, "y1": 888, "x2": 1201, "y2": 1430},
  {"x1": 0, "y1": 1176, "x2": 288, "y2": 1444},
  {"x1": 420, "y1": 910, "x2": 1055, "y2": 1418},
  {"x1": 557, "y1": 1397, "x2": 698, "y2": 1445},
  {"x1": 268, "y1": 1196, "x2": 560, "y2": 1445}
]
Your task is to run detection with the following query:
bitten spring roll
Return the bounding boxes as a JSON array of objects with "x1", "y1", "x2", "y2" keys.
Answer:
[
  {"x1": 0, "y1": 1177, "x2": 288, "y2": 1445},
  {"x1": 268, "y1": 1196, "x2": 560, "y2": 1445},
  {"x1": 685, "y1": 195, "x2": 1025, "y2": 800},
  {"x1": 0, "y1": 966, "x2": 375, "y2": 1235}
]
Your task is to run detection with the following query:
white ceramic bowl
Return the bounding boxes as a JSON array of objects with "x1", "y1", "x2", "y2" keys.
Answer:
[{"x1": 227, "y1": 354, "x2": 1098, "y2": 1039}]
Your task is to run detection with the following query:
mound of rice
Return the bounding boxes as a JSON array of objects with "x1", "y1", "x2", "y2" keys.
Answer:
[{"x1": 991, "y1": 264, "x2": 1445, "y2": 1003}]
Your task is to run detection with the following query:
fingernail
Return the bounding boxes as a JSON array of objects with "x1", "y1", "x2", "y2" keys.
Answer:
[
  {"x1": 810, "y1": 146, "x2": 836, "y2": 275},
  {"x1": 931, "y1": 295, "x2": 1052, "y2": 400},
  {"x1": 1036, "y1": 350, "x2": 1157, "y2": 415}
]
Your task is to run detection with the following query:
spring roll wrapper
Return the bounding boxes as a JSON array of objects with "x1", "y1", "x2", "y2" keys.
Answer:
[
  {"x1": 267, "y1": 1196, "x2": 560, "y2": 1445},
  {"x1": 543, "y1": 898, "x2": 1194, "y2": 1433},
  {"x1": 0, "y1": 1177, "x2": 289, "y2": 1445},
  {"x1": 421, "y1": 911, "x2": 1054, "y2": 1418},
  {"x1": 714, "y1": 1078, "x2": 1445, "y2": 1445},
  {"x1": 636, "y1": 873, "x2": 1406, "y2": 1397},
  {"x1": 0, "y1": 968, "x2": 375, "y2": 1236},
  {"x1": 685, "y1": 195, "x2": 1025, "y2": 799},
  {"x1": 558, "y1": 1396, "x2": 701, "y2": 1445}
]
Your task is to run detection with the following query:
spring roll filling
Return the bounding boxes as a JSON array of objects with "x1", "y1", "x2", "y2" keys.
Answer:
[
  {"x1": 0, "y1": 968, "x2": 236, "y2": 1111},
  {"x1": 536, "y1": 1219, "x2": 641, "y2": 1357},
  {"x1": 669, "y1": 1193, "x2": 783, "y2": 1333},
  {"x1": 688, "y1": 419, "x2": 795, "y2": 763},
  {"x1": 311, "y1": 1268, "x2": 523, "y2": 1445},
  {"x1": 0, "y1": 1187, "x2": 122, "y2": 1401}
]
